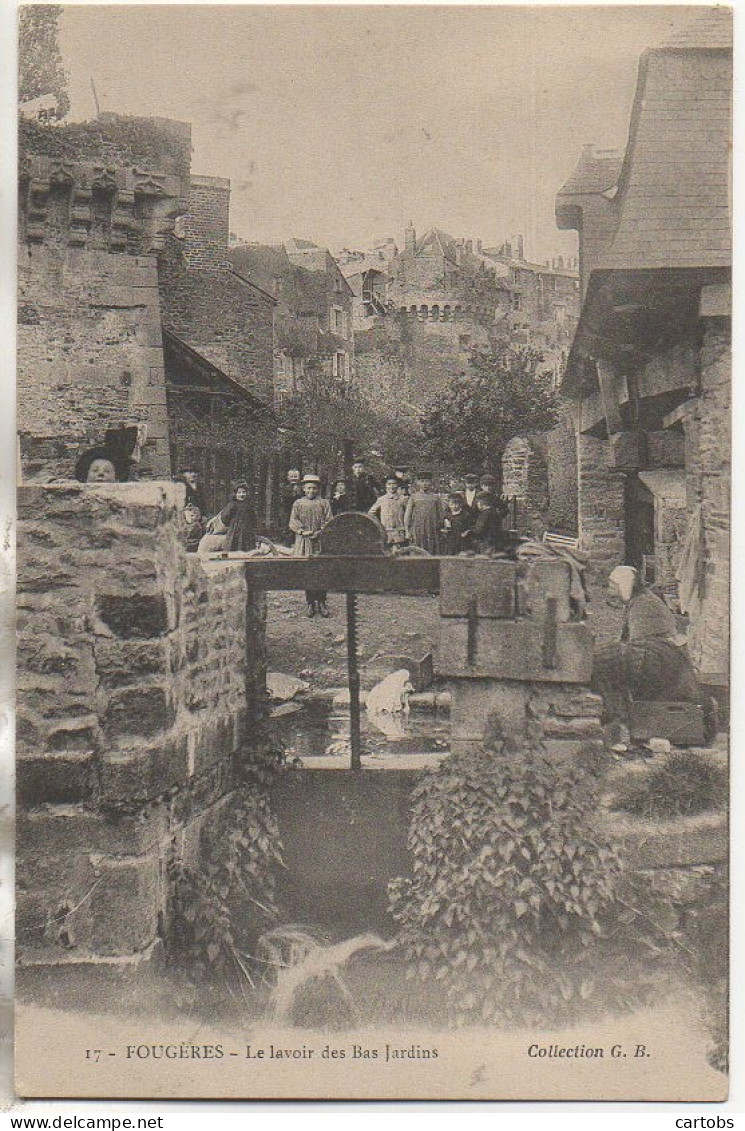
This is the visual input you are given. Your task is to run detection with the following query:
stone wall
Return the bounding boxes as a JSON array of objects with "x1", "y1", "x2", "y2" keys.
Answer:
[
  {"x1": 17, "y1": 116, "x2": 193, "y2": 481},
  {"x1": 16, "y1": 481, "x2": 264, "y2": 964},
  {"x1": 18, "y1": 246, "x2": 170, "y2": 481},
  {"x1": 686, "y1": 320, "x2": 730, "y2": 678},
  {"x1": 355, "y1": 312, "x2": 489, "y2": 409},
  {"x1": 159, "y1": 235, "x2": 275, "y2": 405},
  {"x1": 501, "y1": 435, "x2": 549, "y2": 535},
  {"x1": 576, "y1": 433, "x2": 626, "y2": 572},
  {"x1": 180, "y1": 176, "x2": 231, "y2": 271}
]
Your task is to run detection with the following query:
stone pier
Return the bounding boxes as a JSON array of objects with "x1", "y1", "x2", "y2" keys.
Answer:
[{"x1": 16, "y1": 481, "x2": 264, "y2": 967}]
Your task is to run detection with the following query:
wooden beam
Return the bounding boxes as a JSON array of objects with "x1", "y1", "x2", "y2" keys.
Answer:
[
  {"x1": 241, "y1": 555, "x2": 441, "y2": 594},
  {"x1": 663, "y1": 399, "x2": 698, "y2": 430},
  {"x1": 595, "y1": 359, "x2": 624, "y2": 436}
]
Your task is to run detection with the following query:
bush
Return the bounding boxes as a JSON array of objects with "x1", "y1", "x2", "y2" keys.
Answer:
[
  {"x1": 168, "y1": 787, "x2": 284, "y2": 995},
  {"x1": 388, "y1": 741, "x2": 624, "y2": 1025},
  {"x1": 611, "y1": 749, "x2": 727, "y2": 819}
]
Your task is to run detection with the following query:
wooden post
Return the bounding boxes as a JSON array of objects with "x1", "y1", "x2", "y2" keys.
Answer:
[{"x1": 346, "y1": 592, "x2": 362, "y2": 770}]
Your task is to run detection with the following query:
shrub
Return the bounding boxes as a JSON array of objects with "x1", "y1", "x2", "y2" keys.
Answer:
[
  {"x1": 168, "y1": 787, "x2": 284, "y2": 995},
  {"x1": 388, "y1": 741, "x2": 624, "y2": 1025},
  {"x1": 611, "y1": 749, "x2": 727, "y2": 819}
]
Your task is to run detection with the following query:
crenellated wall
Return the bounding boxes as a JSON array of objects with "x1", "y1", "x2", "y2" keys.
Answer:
[{"x1": 16, "y1": 481, "x2": 265, "y2": 964}]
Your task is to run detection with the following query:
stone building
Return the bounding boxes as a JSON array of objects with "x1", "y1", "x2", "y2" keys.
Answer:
[
  {"x1": 341, "y1": 225, "x2": 579, "y2": 412},
  {"x1": 17, "y1": 115, "x2": 276, "y2": 510},
  {"x1": 159, "y1": 175, "x2": 277, "y2": 515},
  {"x1": 17, "y1": 113, "x2": 190, "y2": 481},
  {"x1": 556, "y1": 8, "x2": 731, "y2": 683},
  {"x1": 230, "y1": 238, "x2": 355, "y2": 406}
]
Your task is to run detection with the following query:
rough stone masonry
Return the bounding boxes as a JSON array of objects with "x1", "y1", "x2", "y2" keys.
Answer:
[{"x1": 16, "y1": 481, "x2": 265, "y2": 964}]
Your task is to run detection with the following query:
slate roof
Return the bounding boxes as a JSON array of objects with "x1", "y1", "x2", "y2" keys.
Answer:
[
  {"x1": 557, "y1": 145, "x2": 624, "y2": 198},
  {"x1": 599, "y1": 7, "x2": 732, "y2": 271},
  {"x1": 656, "y1": 6, "x2": 733, "y2": 50}
]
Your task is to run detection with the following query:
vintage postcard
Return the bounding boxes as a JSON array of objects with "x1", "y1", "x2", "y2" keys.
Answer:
[{"x1": 14, "y1": 3, "x2": 730, "y2": 1101}]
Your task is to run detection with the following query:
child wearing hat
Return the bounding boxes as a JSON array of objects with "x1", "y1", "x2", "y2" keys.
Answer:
[{"x1": 289, "y1": 474, "x2": 332, "y2": 617}]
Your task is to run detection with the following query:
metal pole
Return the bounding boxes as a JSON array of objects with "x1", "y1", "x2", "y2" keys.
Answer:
[{"x1": 346, "y1": 591, "x2": 362, "y2": 770}]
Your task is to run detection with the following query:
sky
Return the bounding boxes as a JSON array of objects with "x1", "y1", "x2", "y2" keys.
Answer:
[{"x1": 58, "y1": 4, "x2": 701, "y2": 262}]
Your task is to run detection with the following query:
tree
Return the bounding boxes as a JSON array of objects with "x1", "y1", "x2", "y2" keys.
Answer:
[
  {"x1": 419, "y1": 346, "x2": 558, "y2": 476},
  {"x1": 277, "y1": 369, "x2": 378, "y2": 475},
  {"x1": 19, "y1": 5, "x2": 70, "y2": 119}
]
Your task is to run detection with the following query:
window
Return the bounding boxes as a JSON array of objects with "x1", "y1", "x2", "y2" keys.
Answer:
[
  {"x1": 333, "y1": 351, "x2": 348, "y2": 379},
  {"x1": 332, "y1": 306, "x2": 347, "y2": 336}
]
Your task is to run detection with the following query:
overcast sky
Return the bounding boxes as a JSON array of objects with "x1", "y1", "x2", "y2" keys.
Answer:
[{"x1": 58, "y1": 4, "x2": 700, "y2": 261}]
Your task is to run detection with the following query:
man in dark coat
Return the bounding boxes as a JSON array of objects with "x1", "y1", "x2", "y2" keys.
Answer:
[
  {"x1": 349, "y1": 458, "x2": 379, "y2": 512},
  {"x1": 280, "y1": 469, "x2": 303, "y2": 544}
]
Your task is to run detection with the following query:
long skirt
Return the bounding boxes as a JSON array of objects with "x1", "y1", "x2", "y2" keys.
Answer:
[{"x1": 591, "y1": 638, "x2": 702, "y2": 723}]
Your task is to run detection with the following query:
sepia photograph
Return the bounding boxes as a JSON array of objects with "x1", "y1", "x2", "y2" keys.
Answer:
[{"x1": 12, "y1": 2, "x2": 731, "y2": 1102}]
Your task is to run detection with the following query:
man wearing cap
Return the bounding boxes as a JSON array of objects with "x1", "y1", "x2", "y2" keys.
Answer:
[
  {"x1": 463, "y1": 473, "x2": 479, "y2": 515},
  {"x1": 349, "y1": 458, "x2": 379, "y2": 513},
  {"x1": 289, "y1": 474, "x2": 332, "y2": 617},
  {"x1": 281, "y1": 468, "x2": 303, "y2": 545}
]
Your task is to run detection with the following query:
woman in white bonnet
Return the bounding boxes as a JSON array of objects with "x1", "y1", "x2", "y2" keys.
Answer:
[{"x1": 592, "y1": 564, "x2": 706, "y2": 730}]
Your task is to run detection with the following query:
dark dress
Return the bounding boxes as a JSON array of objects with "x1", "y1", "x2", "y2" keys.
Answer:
[
  {"x1": 592, "y1": 590, "x2": 703, "y2": 724},
  {"x1": 349, "y1": 473, "x2": 378, "y2": 512},
  {"x1": 330, "y1": 493, "x2": 351, "y2": 516},
  {"x1": 281, "y1": 485, "x2": 303, "y2": 543},
  {"x1": 184, "y1": 517, "x2": 205, "y2": 553},
  {"x1": 463, "y1": 507, "x2": 506, "y2": 553},
  {"x1": 442, "y1": 509, "x2": 474, "y2": 555},
  {"x1": 219, "y1": 498, "x2": 257, "y2": 552}
]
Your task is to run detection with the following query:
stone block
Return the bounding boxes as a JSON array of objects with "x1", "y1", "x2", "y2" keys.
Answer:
[
  {"x1": 605, "y1": 811, "x2": 727, "y2": 870},
  {"x1": 516, "y1": 559, "x2": 572, "y2": 621},
  {"x1": 94, "y1": 639, "x2": 170, "y2": 687},
  {"x1": 96, "y1": 594, "x2": 170, "y2": 639},
  {"x1": 190, "y1": 714, "x2": 237, "y2": 776},
  {"x1": 45, "y1": 718, "x2": 99, "y2": 753},
  {"x1": 439, "y1": 559, "x2": 516, "y2": 618},
  {"x1": 449, "y1": 679, "x2": 529, "y2": 745},
  {"x1": 17, "y1": 806, "x2": 170, "y2": 857},
  {"x1": 99, "y1": 735, "x2": 190, "y2": 803},
  {"x1": 104, "y1": 685, "x2": 175, "y2": 740},
  {"x1": 17, "y1": 752, "x2": 94, "y2": 805},
  {"x1": 629, "y1": 700, "x2": 706, "y2": 746},
  {"x1": 437, "y1": 619, "x2": 593, "y2": 682},
  {"x1": 87, "y1": 852, "x2": 163, "y2": 955}
]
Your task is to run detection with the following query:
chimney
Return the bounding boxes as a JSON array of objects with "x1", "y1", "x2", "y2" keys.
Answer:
[
  {"x1": 465, "y1": 239, "x2": 473, "y2": 254},
  {"x1": 514, "y1": 235, "x2": 524, "y2": 261},
  {"x1": 181, "y1": 175, "x2": 232, "y2": 270},
  {"x1": 476, "y1": 239, "x2": 482, "y2": 253},
  {"x1": 557, "y1": 255, "x2": 564, "y2": 269},
  {"x1": 503, "y1": 241, "x2": 512, "y2": 260},
  {"x1": 405, "y1": 221, "x2": 416, "y2": 252}
]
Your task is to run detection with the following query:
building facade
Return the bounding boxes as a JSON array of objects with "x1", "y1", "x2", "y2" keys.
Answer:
[
  {"x1": 556, "y1": 8, "x2": 731, "y2": 681},
  {"x1": 17, "y1": 114, "x2": 277, "y2": 510},
  {"x1": 230, "y1": 238, "x2": 355, "y2": 406},
  {"x1": 339, "y1": 225, "x2": 580, "y2": 411}
]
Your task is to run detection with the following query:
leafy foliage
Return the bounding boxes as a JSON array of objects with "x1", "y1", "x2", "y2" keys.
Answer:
[
  {"x1": 19, "y1": 5, "x2": 70, "y2": 118},
  {"x1": 168, "y1": 787, "x2": 284, "y2": 996},
  {"x1": 389, "y1": 740, "x2": 633, "y2": 1026},
  {"x1": 610, "y1": 749, "x2": 727, "y2": 819},
  {"x1": 419, "y1": 346, "x2": 558, "y2": 476}
]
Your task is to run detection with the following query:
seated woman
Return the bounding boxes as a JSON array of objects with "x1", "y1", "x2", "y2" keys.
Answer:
[{"x1": 592, "y1": 565, "x2": 705, "y2": 729}]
